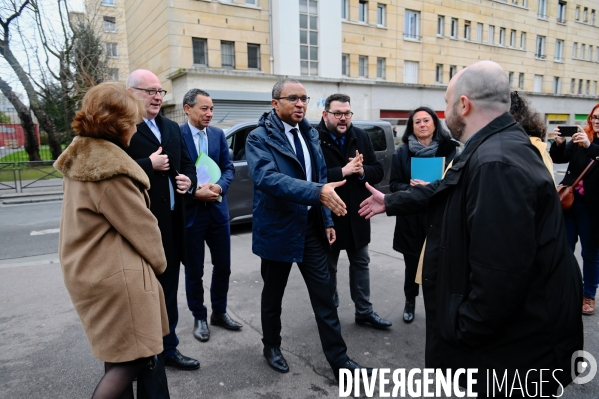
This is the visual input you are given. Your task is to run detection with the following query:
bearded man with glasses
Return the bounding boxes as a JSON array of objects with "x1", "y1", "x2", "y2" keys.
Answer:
[{"x1": 316, "y1": 93, "x2": 391, "y2": 330}]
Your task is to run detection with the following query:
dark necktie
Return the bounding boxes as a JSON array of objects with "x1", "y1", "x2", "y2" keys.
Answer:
[
  {"x1": 336, "y1": 136, "x2": 344, "y2": 154},
  {"x1": 290, "y1": 128, "x2": 306, "y2": 176}
]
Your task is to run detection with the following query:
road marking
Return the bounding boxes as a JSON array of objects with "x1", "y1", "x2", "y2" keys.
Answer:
[{"x1": 30, "y1": 228, "x2": 60, "y2": 236}]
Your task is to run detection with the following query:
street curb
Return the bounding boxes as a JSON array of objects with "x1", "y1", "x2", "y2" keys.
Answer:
[{"x1": 2, "y1": 195, "x2": 63, "y2": 205}]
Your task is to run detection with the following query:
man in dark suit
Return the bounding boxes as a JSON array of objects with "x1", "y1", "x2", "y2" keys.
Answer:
[
  {"x1": 246, "y1": 78, "x2": 372, "y2": 379},
  {"x1": 316, "y1": 93, "x2": 391, "y2": 330},
  {"x1": 180, "y1": 88, "x2": 242, "y2": 343},
  {"x1": 125, "y1": 69, "x2": 200, "y2": 370}
]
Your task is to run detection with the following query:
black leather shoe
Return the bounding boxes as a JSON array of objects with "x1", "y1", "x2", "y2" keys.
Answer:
[
  {"x1": 334, "y1": 358, "x2": 373, "y2": 380},
  {"x1": 355, "y1": 312, "x2": 392, "y2": 329},
  {"x1": 164, "y1": 350, "x2": 200, "y2": 370},
  {"x1": 210, "y1": 312, "x2": 243, "y2": 330},
  {"x1": 193, "y1": 318, "x2": 210, "y2": 342},
  {"x1": 263, "y1": 347, "x2": 289, "y2": 373},
  {"x1": 403, "y1": 301, "x2": 415, "y2": 324}
]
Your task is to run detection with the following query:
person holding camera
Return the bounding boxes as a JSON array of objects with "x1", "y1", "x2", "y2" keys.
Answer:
[{"x1": 550, "y1": 103, "x2": 599, "y2": 315}]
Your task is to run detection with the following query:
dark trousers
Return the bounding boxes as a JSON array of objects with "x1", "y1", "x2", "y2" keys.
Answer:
[
  {"x1": 157, "y1": 211, "x2": 181, "y2": 358},
  {"x1": 184, "y1": 207, "x2": 231, "y2": 320},
  {"x1": 260, "y1": 213, "x2": 349, "y2": 369},
  {"x1": 403, "y1": 253, "x2": 420, "y2": 301}
]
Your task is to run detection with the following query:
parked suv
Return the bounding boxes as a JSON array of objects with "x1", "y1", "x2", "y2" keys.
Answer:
[{"x1": 215, "y1": 120, "x2": 395, "y2": 224}]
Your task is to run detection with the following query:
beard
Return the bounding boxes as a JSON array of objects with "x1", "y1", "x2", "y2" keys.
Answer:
[{"x1": 446, "y1": 107, "x2": 466, "y2": 142}]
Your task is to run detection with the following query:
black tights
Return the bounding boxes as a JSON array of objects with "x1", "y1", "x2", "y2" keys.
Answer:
[{"x1": 91, "y1": 357, "x2": 150, "y2": 399}]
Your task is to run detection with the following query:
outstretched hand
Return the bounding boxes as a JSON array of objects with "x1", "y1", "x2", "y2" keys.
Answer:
[
  {"x1": 358, "y1": 182, "x2": 386, "y2": 220},
  {"x1": 320, "y1": 180, "x2": 347, "y2": 216}
]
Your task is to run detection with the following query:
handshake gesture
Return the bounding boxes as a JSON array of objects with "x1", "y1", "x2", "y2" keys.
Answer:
[{"x1": 342, "y1": 150, "x2": 364, "y2": 177}]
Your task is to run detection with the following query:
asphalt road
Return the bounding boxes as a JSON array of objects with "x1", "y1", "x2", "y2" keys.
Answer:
[{"x1": 0, "y1": 200, "x2": 598, "y2": 398}]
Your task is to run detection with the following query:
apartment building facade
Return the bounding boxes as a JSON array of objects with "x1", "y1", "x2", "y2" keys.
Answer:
[{"x1": 93, "y1": 0, "x2": 599, "y2": 132}]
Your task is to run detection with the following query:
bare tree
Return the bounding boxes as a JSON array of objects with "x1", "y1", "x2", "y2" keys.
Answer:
[
  {"x1": 0, "y1": 0, "x2": 62, "y2": 159},
  {"x1": 0, "y1": 76, "x2": 40, "y2": 161}
]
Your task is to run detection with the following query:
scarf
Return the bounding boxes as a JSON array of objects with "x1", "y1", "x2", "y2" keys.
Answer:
[{"x1": 408, "y1": 134, "x2": 439, "y2": 157}]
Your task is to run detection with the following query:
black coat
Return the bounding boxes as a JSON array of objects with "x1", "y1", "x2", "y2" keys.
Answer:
[
  {"x1": 389, "y1": 138, "x2": 457, "y2": 256},
  {"x1": 385, "y1": 113, "x2": 583, "y2": 394},
  {"x1": 550, "y1": 136, "x2": 599, "y2": 245},
  {"x1": 124, "y1": 114, "x2": 197, "y2": 265},
  {"x1": 317, "y1": 119, "x2": 384, "y2": 250}
]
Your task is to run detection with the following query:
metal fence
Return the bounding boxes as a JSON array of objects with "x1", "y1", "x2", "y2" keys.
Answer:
[{"x1": 0, "y1": 123, "x2": 64, "y2": 193}]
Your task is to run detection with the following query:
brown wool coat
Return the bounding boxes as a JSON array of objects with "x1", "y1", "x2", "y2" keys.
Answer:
[{"x1": 54, "y1": 136, "x2": 169, "y2": 363}]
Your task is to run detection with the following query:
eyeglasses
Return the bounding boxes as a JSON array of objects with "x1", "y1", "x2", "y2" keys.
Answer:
[
  {"x1": 132, "y1": 87, "x2": 167, "y2": 97},
  {"x1": 591, "y1": 116, "x2": 599, "y2": 122},
  {"x1": 275, "y1": 95, "x2": 310, "y2": 104},
  {"x1": 327, "y1": 111, "x2": 354, "y2": 119}
]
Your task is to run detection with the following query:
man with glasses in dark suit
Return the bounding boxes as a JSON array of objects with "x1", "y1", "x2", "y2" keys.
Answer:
[
  {"x1": 126, "y1": 69, "x2": 200, "y2": 371},
  {"x1": 246, "y1": 78, "x2": 372, "y2": 380}
]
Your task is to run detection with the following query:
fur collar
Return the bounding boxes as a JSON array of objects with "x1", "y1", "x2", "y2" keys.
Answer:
[{"x1": 54, "y1": 136, "x2": 150, "y2": 190}]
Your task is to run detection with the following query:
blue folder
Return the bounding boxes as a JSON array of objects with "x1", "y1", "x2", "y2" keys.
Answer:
[{"x1": 411, "y1": 157, "x2": 445, "y2": 182}]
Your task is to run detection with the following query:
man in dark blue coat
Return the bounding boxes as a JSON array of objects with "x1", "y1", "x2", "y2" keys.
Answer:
[
  {"x1": 246, "y1": 78, "x2": 371, "y2": 379},
  {"x1": 316, "y1": 93, "x2": 391, "y2": 330},
  {"x1": 125, "y1": 69, "x2": 199, "y2": 370},
  {"x1": 180, "y1": 89, "x2": 242, "y2": 344}
]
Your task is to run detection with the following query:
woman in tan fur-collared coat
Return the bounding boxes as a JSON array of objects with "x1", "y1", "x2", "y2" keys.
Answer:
[{"x1": 54, "y1": 83, "x2": 168, "y2": 399}]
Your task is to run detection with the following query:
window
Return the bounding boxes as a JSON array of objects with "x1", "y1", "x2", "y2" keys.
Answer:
[
  {"x1": 586, "y1": 80, "x2": 591, "y2": 94},
  {"x1": 102, "y1": 0, "x2": 115, "y2": 5},
  {"x1": 300, "y1": 0, "x2": 318, "y2": 76},
  {"x1": 477, "y1": 23, "x2": 483, "y2": 42},
  {"x1": 499, "y1": 28, "x2": 505, "y2": 45},
  {"x1": 538, "y1": 0, "x2": 547, "y2": 18},
  {"x1": 573, "y1": 42, "x2": 578, "y2": 58},
  {"x1": 245, "y1": 0, "x2": 257, "y2": 4},
  {"x1": 592, "y1": 10, "x2": 596, "y2": 25},
  {"x1": 597, "y1": 46, "x2": 599, "y2": 62},
  {"x1": 522, "y1": 0, "x2": 527, "y2": 6},
  {"x1": 555, "y1": 39, "x2": 563, "y2": 61},
  {"x1": 553, "y1": 77, "x2": 561, "y2": 94},
  {"x1": 359, "y1": 1, "x2": 368, "y2": 23},
  {"x1": 581, "y1": 44, "x2": 586, "y2": 59},
  {"x1": 221, "y1": 41, "x2": 235, "y2": 68},
  {"x1": 464, "y1": 21, "x2": 471, "y2": 40},
  {"x1": 341, "y1": 0, "x2": 349, "y2": 19},
  {"x1": 342, "y1": 53, "x2": 349, "y2": 76},
  {"x1": 449, "y1": 65, "x2": 457, "y2": 80},
  {"x1": 435, "y1": 64, "x2": 443, "y2": 83},
  {"x1": 108, "y1": 68, "x2": 119, "y2": 81},
  {"x1": 192, "y1": 38, "x2": 207, "y2": 65},
  {"x1": 248, "y1": 44, "x2": 260, "y2": 69},
  {"x1": 106, "y1": 42, "x2": 118, "y2": 58},
  {"x1": 578, "y1": 79, "x2": 583, "y2": 94},
  {"x1": 488, "y1": 25, "x2": 495, "y2": 44},
  {"x1": 519, "y1": 73, "x2": 525, "y2": 89},
  {"x1": 575, "y1": 6, "x2": 580, "y2": 20},
  {"x1": 405, "y1": 10, "x2": 420, "y2": 40},
  {"x1": 509, "y1": 71, "x2": 514, "y2": 87},
  {"x1": 595, "y1": 81, "x2": 598, "y2": 96},
  {"x1": 535, "y1": 35, "x2": 545, "y2": 58},
  {"x1": 510, "y1": 30, "x2": 516, "y2": 47},
  {"x1": 359, "y1": 56, "x2": 368, "y2": 77},
  {"x1": 404, "y1": 61, "x2": 419, "y2": 83},
  {"x1": 437, "y1": 15, "x2": 444, "y2": 36},
  {"x1": 570, "y1": 78, "x2": 576, "y2": 93},
  {"x1": 450, "y1": 18, "x2": 458, "y2": 38},
  {"x1": 583, "y1": 7, "x2": 588, "y2": 22},
  {"x1": 520, "y1": 32, "x2": 526, "y2": 49},
  {"x1": 588, "y1": 45, "x2": 593, "y2": 61},
  {"x1": 533, "y1": 75, "x2": 543, "y2": 92},
  {"x1": 103, "y1": 16, "x2": 116, "y2": 32},
  {"x1": 557, "y1": 1, "x2": 567, "y2": 23},
  {"x1": 377, "y1": 57, "x2": 386, "y2": 79},
  {"x1": 377, "y1": 4, "x2": 385, "y2": 26}
]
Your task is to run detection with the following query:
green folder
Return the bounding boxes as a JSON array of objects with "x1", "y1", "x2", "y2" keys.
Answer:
[
  {"x1": 411, "y1": 157, "x2": 445, "y2": 182},
  {"x1": 195, "y1": 152, "x2": 221, "y2": 186}
]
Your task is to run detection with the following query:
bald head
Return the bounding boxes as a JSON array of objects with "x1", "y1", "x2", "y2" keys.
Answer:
[
  {"x1": 126, "y1": 69, "x2": 164, "y2": 119},
  {"x1": 450, "y1": 61, "x2": 510, "y2": 114}
]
